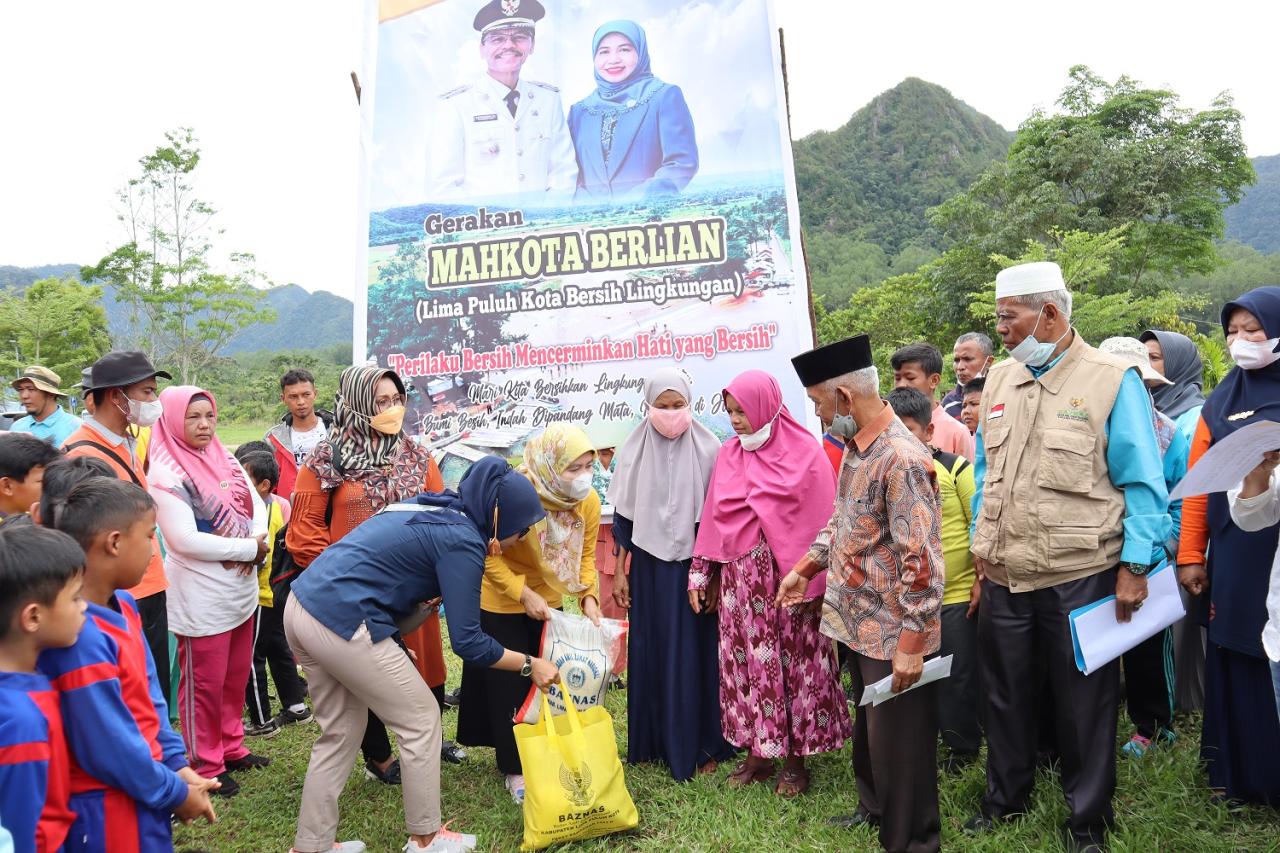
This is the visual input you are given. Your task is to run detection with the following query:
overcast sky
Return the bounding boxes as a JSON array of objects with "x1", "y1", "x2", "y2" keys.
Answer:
[{"x1": 2, "y1": 0, "x2": 1274, "y2": 302}]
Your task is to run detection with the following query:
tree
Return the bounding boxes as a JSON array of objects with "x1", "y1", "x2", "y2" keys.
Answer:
[
  {"x1": 930, "y1": 66, "x2": 1255, "y2": 294},
  {"x1": 83, "y1": 128, "x2": 274, "y2": 384},
  {"x1": 0, "y1": 276, "x2": 112, "y2": 380}
]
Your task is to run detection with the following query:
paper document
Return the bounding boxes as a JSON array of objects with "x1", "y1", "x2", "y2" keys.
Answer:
[
  {"x1": 1068, "y1": 563, "x2": 1185, "y2": 676},
  {"x1": 858, "y1": 655, "x2": 952, "y2": 707},
  {"x1": 1169, "y1": 420, "x2": 1280, "y2": 501}
]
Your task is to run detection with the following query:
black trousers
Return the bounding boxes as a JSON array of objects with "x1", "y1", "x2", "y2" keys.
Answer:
[
  {"x1": 849, "y1": 651, "x2": 941, "y2": 853},
  {"x1": 978, "y1": 572, "x2": 1119, "y2": 849},
  {"x1": 457, "y1": 610, "x2": 544, "y2": 775},
  {"x1": 135, "y1": 591, "x2": 171, "y2": 709},
  {"x1": 244, "y1": 604, "x2": 309, "y2": 727},
  {"x1": 936, "y1": 602, "x2": 982, "y2": 755},
  {"x1": 1122, "y1": 626, "x2": 1174, "y2": 739}
]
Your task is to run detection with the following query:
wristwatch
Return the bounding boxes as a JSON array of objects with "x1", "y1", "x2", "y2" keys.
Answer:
[
  {"x1": 1120, "y1": 561, "x2": 1150, "y2": 576},
  {"x1": 520, "y1": 654, "x2": 533, "y2": 678}
]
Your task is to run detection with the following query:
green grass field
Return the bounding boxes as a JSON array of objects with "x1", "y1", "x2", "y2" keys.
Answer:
[
  {"x1": 172, "y1": 650, "x2": 1280, "y2": 853},
  {"x1": 217, "y1": 422, "x2": 275, "y2": 451}
]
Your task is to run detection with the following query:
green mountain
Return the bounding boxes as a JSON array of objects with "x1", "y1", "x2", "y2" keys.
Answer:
[
  {"x1": 792, "y1": 78, "x2": 1012, "y2": 309},
  {"x1": 1224, "y1": 153, "x2": 1280, "y2": 254},
  {"x1": 0, "y1": 268, "x2": 352, "y2": 355},
  {"x1": 793, "y1": 77, "x2": 1012, "y2": 254}
]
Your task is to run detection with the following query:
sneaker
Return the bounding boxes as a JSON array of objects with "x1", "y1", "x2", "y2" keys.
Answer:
[
  {"x1": 244, "y1": 718, "x2": 283, "y2": 738},
  {"x1": 278, "y1": 706, "x2": 314, "y2": 726},
  {"x1": 505, "y1": 773, "x2": 525, "y2": 805},
  {"x1": 442, "y1": 689, "x2": 461, "y2": 710},
  {"x1": 226, "y1": 753, "x2": 272, "y2": 771},
  {"x1": 365, "y1": 758, "x2": 402, "y2": 785},
  {"x1": 441, "y1": 740, "x2": 467, "y2": 765},
  {"x1": 404, "y1": 825, "x2": 478, "y2": 852},
  {"x1": 289, "y1": 843, "x2": 366, "y2": 853},
  {"x1": 212, "y1": 772, "x2": 240, "y2": 798},
  {"x1": 1122, "y1": 733, "x2": 1153, "y2": 757}
]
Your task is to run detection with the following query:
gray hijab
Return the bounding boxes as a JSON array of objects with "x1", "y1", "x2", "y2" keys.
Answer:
[
  {"x1": 607, "y1": 367, "x2": 722, "y2": 562},
  {"x1": 1140, "y1": 329, "x2": 1206, "y2": 418}
]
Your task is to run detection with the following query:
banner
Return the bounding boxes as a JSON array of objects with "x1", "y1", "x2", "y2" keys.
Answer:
[{"x1": 359, "y1": 0, "x2": 817, "y2": 490}]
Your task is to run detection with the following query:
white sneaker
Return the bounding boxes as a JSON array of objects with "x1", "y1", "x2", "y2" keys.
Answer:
[
  {"x1": 290, "y1": 843, "x2": 366, "y2": 853},
  {"x1": 403, "y1": 826, "x2": 478, "y2": 853},
  {"x1": 504, "y1": 773, "x2": 525, "y2": 805}
]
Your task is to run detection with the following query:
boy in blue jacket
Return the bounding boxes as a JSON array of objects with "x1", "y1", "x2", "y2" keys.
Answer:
[
  {"x1": 38, "y1": 479, "x2": 218, "y2": 852},
  {"x1": 0, "y1": 521, "x2": 86, "y2": 853}
]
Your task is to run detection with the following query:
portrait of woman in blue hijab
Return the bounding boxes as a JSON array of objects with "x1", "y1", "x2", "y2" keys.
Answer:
[{"x1": 568, "y1": 20, "x2": 698, "y2": 203}]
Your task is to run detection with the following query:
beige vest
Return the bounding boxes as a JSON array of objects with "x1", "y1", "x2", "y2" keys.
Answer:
[{"x1": 971, "y1": 334, "x2": 1132, "y2": 591}]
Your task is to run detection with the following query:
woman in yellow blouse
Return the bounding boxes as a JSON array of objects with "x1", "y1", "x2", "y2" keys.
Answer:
[{"x1": 456, "y1": 423, "x2": 602, "y2": 805}]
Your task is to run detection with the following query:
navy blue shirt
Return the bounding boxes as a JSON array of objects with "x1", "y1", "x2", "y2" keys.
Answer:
[{"x1": 291, "y1": 505, "x2": 505, "y2": 667}]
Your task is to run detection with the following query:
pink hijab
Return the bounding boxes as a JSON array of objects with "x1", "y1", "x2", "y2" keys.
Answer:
[
  {"x1": 148, "y1": 386, "x2": 254, "y2": 538},
  {"x1": 693, "y1": 370, "x2": 836, "y2": 591}
]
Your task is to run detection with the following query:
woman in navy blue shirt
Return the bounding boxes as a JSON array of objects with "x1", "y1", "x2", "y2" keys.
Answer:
[
  {"x1": 284, "y1": 457, "x2": 559, "y2": 853},
  {"x1": 568, "y1": 20, "x2": 698, "y2": 204}
]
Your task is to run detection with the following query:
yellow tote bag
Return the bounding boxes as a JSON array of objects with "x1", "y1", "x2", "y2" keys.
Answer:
[{"x1": 513, "y1": 689, "x2": 639, "y2": 850}]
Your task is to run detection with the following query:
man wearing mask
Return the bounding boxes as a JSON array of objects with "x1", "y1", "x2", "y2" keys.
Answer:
[
  {"x1": 63, "y1": 351, "x2": 174, "y2": 707},
  {"x1": 779, "y1": 333, "x2": 945, "y2": 853},
  {"x1": 966, "y1": 262, "x2": 1170, "y2": 852},
  {"x1": 942, "y1": 332, "x2": 994, "y2": 419}
]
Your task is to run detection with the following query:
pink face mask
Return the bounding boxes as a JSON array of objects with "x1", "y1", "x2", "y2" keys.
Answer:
[{"x1": 649, "y1": 406, "x2": 692, "y2": 439}]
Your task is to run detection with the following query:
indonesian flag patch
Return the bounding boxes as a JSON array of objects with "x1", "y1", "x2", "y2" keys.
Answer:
[{"x1": 989, "y1": 403, "x2": 1005, "y2": 420}]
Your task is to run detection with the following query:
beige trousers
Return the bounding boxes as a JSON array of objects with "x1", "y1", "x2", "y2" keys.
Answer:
[{"x1": 284, "y1": 596, "x2": 442, "y2": 851}]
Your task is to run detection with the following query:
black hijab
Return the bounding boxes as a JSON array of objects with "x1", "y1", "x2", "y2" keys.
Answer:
[
  {"x1": 1139, "y1": 330, "x2": 1206, "y2": 418},
  {"x1": 1202, "y1": 286, "x2": 1280, "y2": 440}
]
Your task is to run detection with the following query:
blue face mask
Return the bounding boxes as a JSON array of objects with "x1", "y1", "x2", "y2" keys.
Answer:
[{"x1": 1008, "y1": 306, "x2": 1070, "y2": 368}]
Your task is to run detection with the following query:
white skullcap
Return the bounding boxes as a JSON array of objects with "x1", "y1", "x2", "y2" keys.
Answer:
[{"x1": 995, "y1": 261, "x2": 1066, "y2": 299}]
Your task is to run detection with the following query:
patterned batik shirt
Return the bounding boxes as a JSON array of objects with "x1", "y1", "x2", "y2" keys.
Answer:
[{"x1": 807, "y1": 402, "x2": 945, "y2": 660}]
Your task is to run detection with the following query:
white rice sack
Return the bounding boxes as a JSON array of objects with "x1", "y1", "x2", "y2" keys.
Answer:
[{"x1": 514, "y1": 609, "x2": 628, "y2": 725}]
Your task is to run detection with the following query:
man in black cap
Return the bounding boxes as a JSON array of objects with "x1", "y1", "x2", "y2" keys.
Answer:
[
  {"x1": 778, "y1": 334, "x2": 945, "y2": 853},
  {"x1": 429, "y1": 0, "x2": 577, "y2": 201},
  {"x1": 63, "y1": 351, "x2": 175, "y2": 706}
]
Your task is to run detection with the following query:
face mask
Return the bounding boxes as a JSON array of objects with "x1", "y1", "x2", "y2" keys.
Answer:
[
  {"x1": 1007, "y1": 306, "x2": 1071, "y2": 368},
  {"x1": 120, "y1": 395, "x2": 163, "y2": 428},
  {"x1": 829, "y1": 390, "x2": 857, "y2": 441},
  {"x1": 649, "y1": 407, "x2": 692, "y2": 439},
  {"x1": 369, "y1": 405, "x2": 406, "y2": 435},
  {"x1": 560, "y1": 472, "x2": 594, "y2": 501},
  {"x1": 1229, "y1": 337, "x2": 1280, "y2": 371},
  {"x1": 739, "y1": 410, "x2": 779, "y2": 452}
]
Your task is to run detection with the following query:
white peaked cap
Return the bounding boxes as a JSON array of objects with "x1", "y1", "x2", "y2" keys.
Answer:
[{"x1": 995, "y1": 261, "x2": 1066, "y2": 299}]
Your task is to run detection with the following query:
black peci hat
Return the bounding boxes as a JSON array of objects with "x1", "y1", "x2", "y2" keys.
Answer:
[
  {"x1": 474, "y1": 0, "x2": 545, "y2": 34},
  {"x1": 82, "y1": 351, "x2": 172, "y2": 392},
  {"x1": 791, "y1": 334, "x2": 874, "y2": 387}
]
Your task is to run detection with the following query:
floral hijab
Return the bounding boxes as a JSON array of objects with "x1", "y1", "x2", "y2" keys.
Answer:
[
  {"x1": 307, "y1": 365, "x2": 435, "y2": 512},
  {"x1": 519, "y1": 424, "x2": 596, "y2": 595}
]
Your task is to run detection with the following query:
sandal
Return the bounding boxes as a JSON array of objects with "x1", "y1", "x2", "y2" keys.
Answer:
[
  {"x1": 726, "y1": 758, "x2": 775, "y2": 788},
  {"x1": 697, "y1": 759, "x2": 719, "y2": 775},
  {"x1": 775, "y1": 767, "x2": 810, "y2": 797}
]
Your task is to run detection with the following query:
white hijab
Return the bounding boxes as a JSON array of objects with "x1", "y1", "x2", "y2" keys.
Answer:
[{"x1": 607, "y1": 367, "x2": 722, "y2": 561}]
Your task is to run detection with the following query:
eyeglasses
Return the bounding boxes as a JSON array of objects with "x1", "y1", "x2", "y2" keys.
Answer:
[
  {"x1": 484, "y1": 32, "x2": 532, "y2": 47},
  {"x1": 374, "y1": 394, "x2": 406, "y2": 413}
]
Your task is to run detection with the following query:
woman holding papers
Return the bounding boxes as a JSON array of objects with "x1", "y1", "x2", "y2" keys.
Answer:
[
  {"x1": 1176, "y1": 285, "x2": 1280, "y2": 807},
  {"x1": 1228, "y1": 451, "x2": 1280, "y2": 724}
]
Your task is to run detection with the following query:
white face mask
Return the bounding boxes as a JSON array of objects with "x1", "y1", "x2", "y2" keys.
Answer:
[
  {"x1": 739, "y1": 411, "x2": 779, "y2": 452},
  {"x1": 560, "y1": 473, "x2": 594, "y2": 502},
  {"x1": 118, "y1": 395, "x2": 163, "y2": 428},
  {"x1": 1007, "y1": 306, "x2": 1071, "y2": 368},
  {"x1": 1229, "y1": 337, "x2": 1280, "y2": 371}
]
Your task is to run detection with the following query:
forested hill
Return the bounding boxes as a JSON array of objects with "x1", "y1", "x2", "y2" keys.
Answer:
[
  {"x1": 0, "y1": 269, "x2": 352, "y2": 355},
  {"x1": 793, "y1": 78, "x2": 1013, "y2": 309},
  {"x1": 1225, "y1": 153, "x2": 1280, "y2": 254},
  {"x1": 793, "y1": 78, "x2": 1012, "y2": 255}
]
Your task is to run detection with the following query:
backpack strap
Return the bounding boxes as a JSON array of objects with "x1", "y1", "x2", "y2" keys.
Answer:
[{"x1": 63, "y1": 440, "x2": 143, "y2": 488}]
